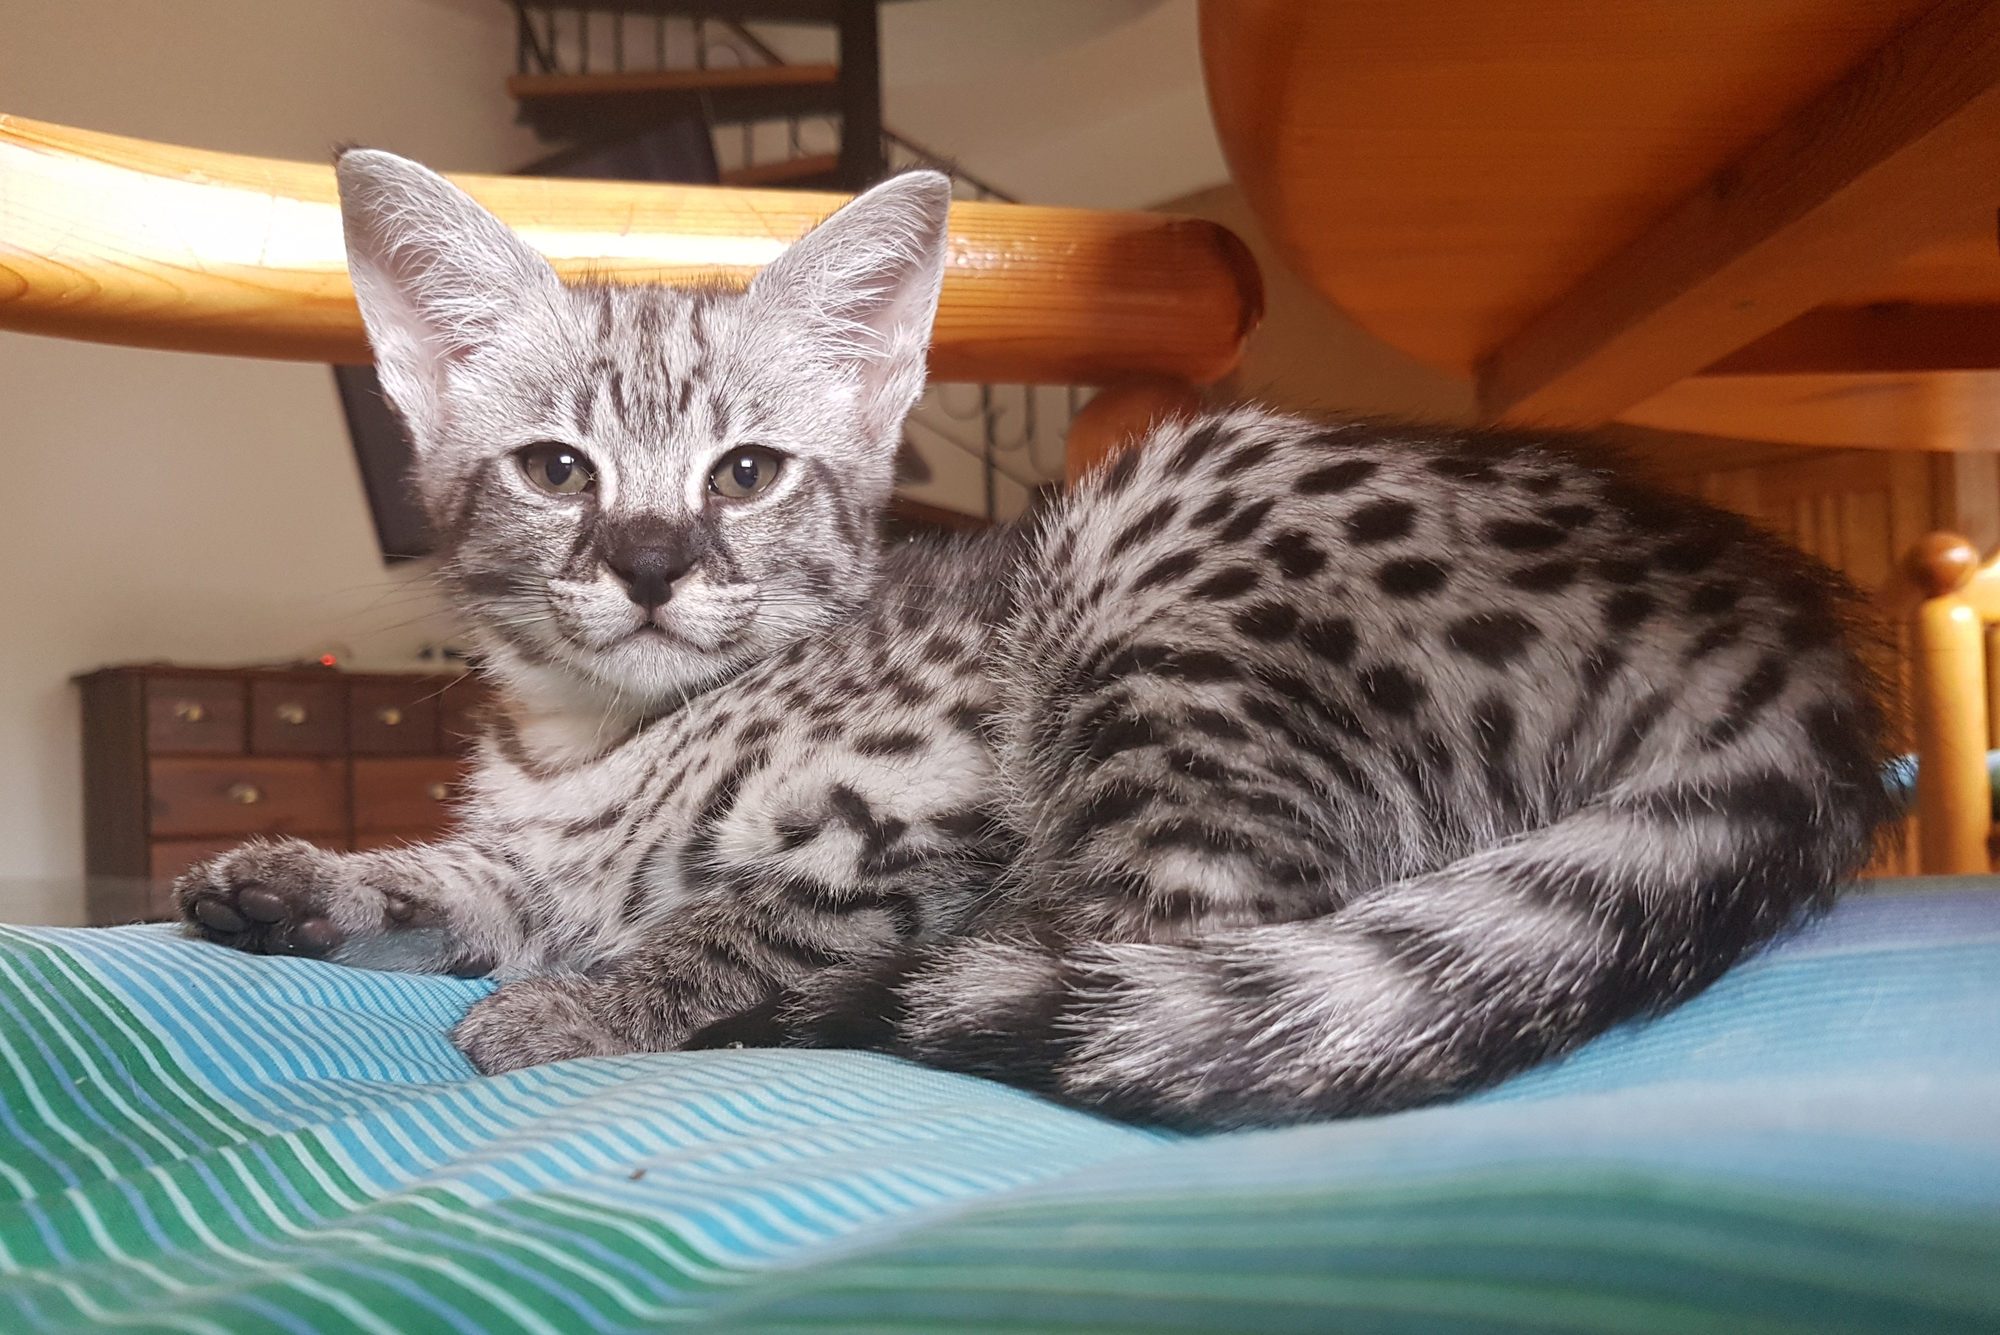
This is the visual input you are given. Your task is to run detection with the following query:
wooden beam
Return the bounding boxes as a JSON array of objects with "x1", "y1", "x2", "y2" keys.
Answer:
[
  {"x1": 718, "y1": 153, "x2": 842, "y2": 188},
  {"x1": 0, "y1": 115, "x2": 1261, "y2": 386},
  {"x1": 1477, "y1": 0, "x2": 2000, "y2": 427},
  {"x1": 1701, "y1": 303, "x2": 2000, "y2": 376},
  {"x1": 506, "y1": 64, "x2": 840, "y2": 101}
]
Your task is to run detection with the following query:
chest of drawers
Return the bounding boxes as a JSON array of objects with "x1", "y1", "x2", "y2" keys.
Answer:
[{"x1": 76, "y1": 665, "x2": 489, "y2": 925}]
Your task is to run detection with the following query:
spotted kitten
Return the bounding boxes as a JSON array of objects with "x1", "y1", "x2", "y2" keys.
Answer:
[{"x1": 177, "y1": 151, "x2": 1894, "y2": 1129}]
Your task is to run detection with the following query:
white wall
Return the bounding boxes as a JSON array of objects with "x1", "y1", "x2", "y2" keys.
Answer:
[
  {"x1": 758, "y1": 0, "x2": 1227, "y2": 209},
  {"x1": 0, "y1": 0, "x2": 542, "y2": 920}
]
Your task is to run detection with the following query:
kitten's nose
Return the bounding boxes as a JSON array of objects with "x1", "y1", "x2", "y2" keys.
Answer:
[{"x1": 605, "y1": 546, "x2": 693, "y2": 611}]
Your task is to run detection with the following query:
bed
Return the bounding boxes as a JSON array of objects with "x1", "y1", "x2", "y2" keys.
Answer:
[
  {"x1": 5, "y1": 110, "x2": 2000, "y2": 1330},
  {"x1": 0, "y1": 879, "x2": 1991, "y2": 1331}
]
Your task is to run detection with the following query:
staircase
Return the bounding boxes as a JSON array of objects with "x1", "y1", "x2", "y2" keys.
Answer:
[{"x1": 503, "y1": 1, "x2": 1076, "y2": 525}]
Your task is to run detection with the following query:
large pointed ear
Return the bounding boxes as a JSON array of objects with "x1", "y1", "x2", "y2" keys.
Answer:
[
  {"x1": 335, "y1": 149, "x2": 564, "y2": 444},
  {"x1": 748, "y1": 170, "x2": 951, "y2": 444}
]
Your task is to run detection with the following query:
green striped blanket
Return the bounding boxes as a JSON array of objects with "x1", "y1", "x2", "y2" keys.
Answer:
[{"x1": 1, "y1": 880, "x2": 1996, "y2": 1332}]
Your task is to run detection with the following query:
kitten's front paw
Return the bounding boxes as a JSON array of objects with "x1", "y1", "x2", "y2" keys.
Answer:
[
  {"x1": 453, "y1": 978, "x2": 637, "y2": 1075},
  {"x1": 175, "y1": 838, "x2": 357, "y2": 958}
]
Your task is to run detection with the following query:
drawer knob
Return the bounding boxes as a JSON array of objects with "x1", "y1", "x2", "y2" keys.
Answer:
[
  {"x1": 226, "y1": 782, "x2": 263, "y2": 806},
  {"x1": 426, "y1": 782, "x2": 451, "y2": 802},
  {"x1": 173, "y1": 701, "x2": 207, "y2": 724},
  {"x1": 376, "y1": 706, "x2": 404, "y2": 727},
  {"x1": 274, "y1": 702, "x2": 309, "y2": 726}
]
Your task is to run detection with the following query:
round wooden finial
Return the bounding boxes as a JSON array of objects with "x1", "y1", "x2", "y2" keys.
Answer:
[
  {"x1": 1064, "y1": 378, "x2": 1206, "y2": 483},
  {"x1": 1908, "y1": 532, "x2": 1982, "y2": 598}
]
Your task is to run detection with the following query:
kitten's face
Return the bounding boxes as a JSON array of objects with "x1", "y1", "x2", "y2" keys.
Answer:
[{"x1": 334, "y1": 154, "x2": 950, "y2": 706}]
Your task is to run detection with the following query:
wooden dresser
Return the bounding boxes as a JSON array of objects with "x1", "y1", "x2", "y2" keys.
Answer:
[{"x1": 75, "y1": 664, "x2": 489, "y2": 925}]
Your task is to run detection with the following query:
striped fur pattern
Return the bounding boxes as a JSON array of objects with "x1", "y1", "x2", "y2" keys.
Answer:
[{"x1": 178, "y1": 153, "x2": 1895, "y2": 1128}]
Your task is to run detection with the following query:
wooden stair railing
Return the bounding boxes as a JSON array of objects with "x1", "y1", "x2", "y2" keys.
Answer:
[
  {"x1": 0, "y1": 114, "x2": 1261, "y2": 392},
  {"x1": 1905, "y1": 532, "x2": 2000, "y2": 874}
]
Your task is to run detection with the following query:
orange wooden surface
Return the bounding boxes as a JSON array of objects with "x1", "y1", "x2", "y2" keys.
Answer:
[
  {"x1": 1064, "y1": 378, "x2": 1206, "y2": 482},
  {"x1": 0, "y1": 115, "x2": 1261, "y2": 387},
  {"x1": 1200, "y1": 0, "x2": 2000, "y2": 446}
]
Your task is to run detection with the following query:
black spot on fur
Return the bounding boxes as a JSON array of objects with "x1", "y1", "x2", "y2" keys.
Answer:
[
  {"x1": 1167, "y1": 748, "x2": 1235, "y2": 782},
  {"x1": 1689, "y1": 581, "x2": 1742, "y2": 616},
  {"x1": 1192, "y1": 565, "x2": 1262, "y2": 601},
  {"x1": 1107, "y1": 499, "x2": 1180, "y2": 560},
  {"x1": 1601, "y1": 690, "x2": 1673, "y2": 780},
  {"x1": 1508, "y1": 559, "x2": 1580, "y2": 593},
  {"x1": 1378, "y1": 558, "x2": 1451, "y2": 599},
  {"x1": 1684, "y1": 618, "x2": 1743, "y2": 664},
  {"x1": 1608, "y1": 482, "x2": 1682, "y2": 534},
  {"x1": 1233, "y1": 601, "x2": 1300, "y2": 641},
  {"x1": 1783, "y1": 612, "x2": 1837, "y2": 651},
  {"x1": 1359, "y1": 664, "x2": 1427, "y2": 716},
  {"x1": 1521, "y1": 472, "x2": 1563, "y2": 495},
  {"x1": 1186, "y1": 707, "x2": 1251, "y2": 742},
  {"x1": 1217, "y1": 499, "x2": 1276, "y2": 544},
  {"x1": 1188, "y1": 489, "x2": 1239, "y2": 528},
  {"x1": 1141, "y1": 818, "x2": 1246, "y2": 857},
  {"x1": 1605, "y1": 590, "x2": 1656, "y2": 632},
  {"x1": 1159, "y1": 650, "x2": 1243, "y2": 683},
  {"x1": 1596, "y1": 556, "x2": 1650, "y2": 587},
  {"x1": 855, "y1": 729, "x2": 925, "y2": 757},
  {"x1": 1167, "y1": 420, "x2": 1229, "y2": 476},
  {"x1": 1486, "y1": 519, "x2": 1567, "y2": 552},
  {"x1": 1086, "y1": 710, "x2": 1163, "y2": 762},
  {"x1": 1299, "y1": 617, "x2": 1359, "y2": 665},
  {"x1": 1345, "y1": 499, "x2": 1417, "y2": 545},
  {"x1": 1094, "y1": 641, "x2": 1174, "y2": 682},
  {"x1": 1471, "y1": 694, "x2": 1524, "y2": 822},
  {"x1": 1099, "y1": 447, "x2": 1141, "y2": 495},
  {"x1": 1707, "y1": 654, "x2": 1790, "y2": 747},
  {"x1": 1429, "y1": 454, "x2": 1500, "y2": 483},
  {"x1": 1264, "y1": 530, "x2": 1328, "y2": 580},
  {"x1": 1132, "y1": 550, "x2": 1202, "y2": 592},
  {"x1": 1540, "y1": 503, "x2": 1597, "y2": 528},
  {"x1": 1217, "y1": 438, "x2": 1274, "y2": 477},
  {"x1": 1445, "y1": 611, "x2": 1541, "y2": 667},
  {"x1": 1656, "y1": 537, "x2": 1719, "y2": 574},
  {"x1": 1298, "y1": 459, "x2": 1379, "y2": 494},
  {"x1": 1061, "y1": 781, "x2": 1157, "y2": 847}
]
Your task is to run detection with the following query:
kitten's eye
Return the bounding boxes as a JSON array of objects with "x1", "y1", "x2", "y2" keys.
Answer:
[
  {"x1": 709, "y1": 446, "x2": 784, "y2": 500},
  {"x1": 517, "y1": 443, "x2": 596, "y2": 496}
]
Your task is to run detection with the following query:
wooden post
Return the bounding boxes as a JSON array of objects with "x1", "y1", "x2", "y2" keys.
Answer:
[
  {"x1": 1908, "y1": 533, "x2": 1993, "y2": 874},
  {"x1": 1064, "y1": 378, "x2": 1205, "y2": 484}
]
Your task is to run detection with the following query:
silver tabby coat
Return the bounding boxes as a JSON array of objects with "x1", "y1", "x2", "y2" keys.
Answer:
[{"x1": 177, "y1": 152, "x2": 1894, "y2": 1129}]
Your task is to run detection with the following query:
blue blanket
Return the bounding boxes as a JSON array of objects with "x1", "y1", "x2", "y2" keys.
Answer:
[{"x1": 0, "y1": 878, "x2": 1995, "y2": 1331}]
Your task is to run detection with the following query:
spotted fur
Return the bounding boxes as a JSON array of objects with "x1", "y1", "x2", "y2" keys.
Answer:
[{"x1": 177, "y1": 152, "x2": 1895, "y2": 1129}]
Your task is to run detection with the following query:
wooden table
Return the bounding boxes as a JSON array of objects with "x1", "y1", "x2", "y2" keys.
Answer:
[{"x1": 1200, "y1": 0, "x2": 2000, "y2": 449}]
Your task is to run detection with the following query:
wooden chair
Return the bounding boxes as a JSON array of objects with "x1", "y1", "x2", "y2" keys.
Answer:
[
  {"x1": 0, "y1": 115, "x2": 1261, "y2": 477},
  {"x1": 1905, "y1": 532, "x2": 2000, "y2": 873}
]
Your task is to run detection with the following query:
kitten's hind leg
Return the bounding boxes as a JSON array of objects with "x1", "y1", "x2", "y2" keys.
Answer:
[{"x1": 177, "y1": 836, "x2": 533, "y2": 976}]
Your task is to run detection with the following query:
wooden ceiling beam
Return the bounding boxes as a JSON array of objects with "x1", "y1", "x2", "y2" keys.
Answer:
[
  {"x1": 1701, "y1": 303, "x2": 2000, "y2": 376},
  {"x1": 1476, "y1": 0, "x2": 2000, "y2": 427}
]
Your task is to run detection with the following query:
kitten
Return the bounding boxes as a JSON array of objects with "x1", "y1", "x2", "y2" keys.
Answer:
[{"x1": 177, "y1": 151, "x2": 1894, "y2": 1130}]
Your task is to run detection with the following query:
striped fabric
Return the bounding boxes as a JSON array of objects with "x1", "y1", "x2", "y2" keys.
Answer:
[{"x1": 0, "y1": 881, "x2": 1995, "y2": 1332}]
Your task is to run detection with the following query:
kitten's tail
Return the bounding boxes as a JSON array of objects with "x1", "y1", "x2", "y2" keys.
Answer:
[{"x1": 707, "y1": 770, "x2": 1881, "y2": 1129}]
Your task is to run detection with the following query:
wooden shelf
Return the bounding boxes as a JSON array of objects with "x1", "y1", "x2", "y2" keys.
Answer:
[
  {"x1": 507, "y1": 64, "x2": 839, "y2": 102},
  {"x1": 719, "y1": 153, "x2": 843, "y2": 188}
]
